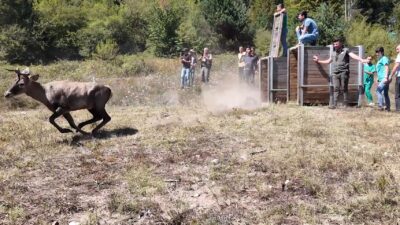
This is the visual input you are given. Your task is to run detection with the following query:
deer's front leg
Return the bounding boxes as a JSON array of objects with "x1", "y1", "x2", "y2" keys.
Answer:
[
  {"x1": 63, "y1": 113, "x2": 89, "y2": 135},
  {"x1": 49, "y1": 107, "x2": 73, "y2": 133}
]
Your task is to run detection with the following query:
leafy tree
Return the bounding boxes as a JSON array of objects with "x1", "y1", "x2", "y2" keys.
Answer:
[
  {"x1": 199, "y1": 0, "x2": 252, "y2": 51},
  {"x1": 248, "y1": 0, "x2": 276, "y2": 30},
  {"x1": 346, "y1": 19, "x2": 395, "y2": 58},
  {"x1": 287, "y1": 0, "x2": 343, "y2": 14},
  {"x1": 33, "y1": 0, "x2": 87, "y2": 60},
  {"x1": 0, "y1": 0, "x2": 38, "y2": 63},
  {"x1": 116, "y1": 4, "x2": 147, "y2": 54},
  {"x1": 352, "y1": 0, "x2": 395, "y2": 25},
  {"x1": 254, "y1": 29, "x2": 271, "y2": 56},
  {"x1": 312, "y1": 3, "x2": 346, "y2": 46},
  {"x1": 0, "y1": 0, "x2": 34, "y2": 26},
  {"x1": 176, "y1": 0, "x2": 218, "y2": 52},
  {"x1": 146, "y1": 3, "x2": 182, "y2": 56},
  {"x1": 77, "y1": 1, "x2": 122, "y2": 58},
  {"x1": 0, "y1": 25, "x2": 36, "y2": 63}
]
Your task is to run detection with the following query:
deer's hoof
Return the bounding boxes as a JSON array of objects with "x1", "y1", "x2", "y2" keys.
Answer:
[{"x1": 60, "y1": 128, "x2": 73, "y2": 133}]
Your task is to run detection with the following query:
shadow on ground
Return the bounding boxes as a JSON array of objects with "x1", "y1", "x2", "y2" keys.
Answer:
[{"x1": 64, "y1": 127, "x2": 139, "y2": 145}]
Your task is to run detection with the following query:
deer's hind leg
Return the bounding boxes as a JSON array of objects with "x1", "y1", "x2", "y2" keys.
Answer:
[
  {"x1": 91, "y1": 108, "x2": 111, "y2": 134},
  {"x1": 77, "y1": 108, "x2": 102, "y2": 130}
]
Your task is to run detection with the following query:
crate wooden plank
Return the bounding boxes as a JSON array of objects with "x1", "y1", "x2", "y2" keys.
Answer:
[
  {"x1": 269, "y1": 14, "x2": 283, "y2": 57},
  {"x1": 259, "y1": 57, "x2": 269, "y2": 102}
]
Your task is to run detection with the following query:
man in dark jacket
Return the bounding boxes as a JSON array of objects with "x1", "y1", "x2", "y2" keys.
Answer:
[{"x1": 313, "y1": 37, "x2": 368, "y2": 108}]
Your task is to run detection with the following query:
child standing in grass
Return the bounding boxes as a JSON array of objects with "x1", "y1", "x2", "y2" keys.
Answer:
[{"x1": 363, "y1": 56, "x2": 376, "y2": 106}]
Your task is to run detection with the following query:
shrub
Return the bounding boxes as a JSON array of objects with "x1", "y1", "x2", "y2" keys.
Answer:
[
  {"x1": 93, "y1": 39, "x2": 119, "y2": 60},
  {"x1": 254, "y1": 29, "x2": 271, "y2": 57},
  {"x1": 346, "y1": 19, "x2": 396, "y2": 58}
]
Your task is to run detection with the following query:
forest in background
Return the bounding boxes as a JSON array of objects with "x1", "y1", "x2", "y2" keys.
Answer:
[{"x1": 1, "y1": 0, "x2": 400, "y2": 64}]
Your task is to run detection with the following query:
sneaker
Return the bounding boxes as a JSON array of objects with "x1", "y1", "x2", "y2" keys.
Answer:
[
  {"x1": 328, "y1": 105, "x2": 336, "y2": 109},
  {"x1": 368, "y1": 102, "x2": 374, "y2": 107}
]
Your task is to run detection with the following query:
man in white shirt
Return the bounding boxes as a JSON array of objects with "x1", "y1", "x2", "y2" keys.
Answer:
[
  {"x1": 238, "y1": 46, "x2": 246, "y2": 81},
  {"x1": 389, "y1": 44, "x2": 400, "y2": 111},
  {"x1": 199, "y1": 48, "x2": 212, "y2": 83}
]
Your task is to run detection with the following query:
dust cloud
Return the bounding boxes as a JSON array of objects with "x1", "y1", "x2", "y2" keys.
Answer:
[{"x1": 201, "y1": 74, "x2": 262, "y2": 113}]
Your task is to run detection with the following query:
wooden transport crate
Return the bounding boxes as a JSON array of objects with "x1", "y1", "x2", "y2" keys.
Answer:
[{"x1": 260, "y1": 44, "x2": 365, "y2": 106}]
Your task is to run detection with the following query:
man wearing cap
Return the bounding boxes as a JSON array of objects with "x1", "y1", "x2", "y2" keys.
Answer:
[
  {"x1": 375, "y1": 47, "x2": 390, "y2": 111},
  {"x1": 313, "y1": 37, "x2": 368, "y2": 108},
  {"x1": 388, "y1": 44, "x2": 400, "y2": 111}
]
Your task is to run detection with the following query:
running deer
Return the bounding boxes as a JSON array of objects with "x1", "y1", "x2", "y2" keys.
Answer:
[{"x1": 4, "y1": 68, "x2": 112, "y2": 135}]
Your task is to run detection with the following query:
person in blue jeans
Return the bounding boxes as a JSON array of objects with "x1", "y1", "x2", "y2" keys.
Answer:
[
  {"x1": 274, "y1": 3, "x2": 288, "y2": 57},
  {"x1": 296, "y1": 11, "x2": 318, "y2": 46},
  {"x1": 180, "y1": 49, "x2": 191, "y2": 89},
  {"x1": 375, "y1": 47, "x2": 391, "y2": 111},
  {"x1": 388, "y1": 44, "x2": 400, "y2": 111}
]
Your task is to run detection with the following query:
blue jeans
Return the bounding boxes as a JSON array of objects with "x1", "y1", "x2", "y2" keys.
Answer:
[
  {"x1": 376, "y1": 81, "x2": 390, "y2": 110},
  {"x1": 189, "y1": 68, "x2": 195, "y2": 86},
  {"x1": 281, "y1": 29, "x2": 288, "y2": 57},
  {"x1": 181, "y1": 68, "x2": 190, "y2": 88},
  {"x1": 296, "y1": 30, "x2": 318, "y2": 45},
  {"x1": 201, "y1": 67, "x2": 210, "y2": 83},
  {"x1": 395, "y1": 77, "x2": 400, "y2": 111}
]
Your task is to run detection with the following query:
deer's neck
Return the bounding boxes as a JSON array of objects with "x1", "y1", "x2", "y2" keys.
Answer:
[{"x1": 26, "y1": 82, "x2": 52, "y2": 109}]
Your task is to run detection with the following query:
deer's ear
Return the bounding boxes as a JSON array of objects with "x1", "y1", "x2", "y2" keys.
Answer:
[{"x1": 30, "y1": 74, "x2": 39, "y2": 81}]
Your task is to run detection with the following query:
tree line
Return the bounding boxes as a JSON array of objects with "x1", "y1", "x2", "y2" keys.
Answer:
[{"x1": 0, "y1": 0, "x2": 399, "y2": 64}]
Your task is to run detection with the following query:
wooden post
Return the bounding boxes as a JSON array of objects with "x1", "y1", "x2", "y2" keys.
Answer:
[
  {"x1": 328, "y1": 45, "x2": 334, "y2": 107},
  {"x1": 357, "y1": 45, "x2": 365, "y2": 107},
  {"x1": 298, "y1": 44, "x2": 304, "y2": 105},
  {"x1": 270, "y1": 14, "x2": 283, "y2": 57}
]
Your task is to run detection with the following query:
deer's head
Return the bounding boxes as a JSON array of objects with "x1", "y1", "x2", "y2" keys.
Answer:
[{"x1": 4, "y1": 68, "x2": 39, "y2": 98}]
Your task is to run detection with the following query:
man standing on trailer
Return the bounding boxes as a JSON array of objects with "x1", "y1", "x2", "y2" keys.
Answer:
[
  {"x1": 313, "y1": 37, "x2": 368, "y2": 108},
  {"x1": 274, "y1": 3, "x2": 288, "y2": 56}
]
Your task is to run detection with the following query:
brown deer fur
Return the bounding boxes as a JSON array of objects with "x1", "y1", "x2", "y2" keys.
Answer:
[{"x1": 4, "y1": 69, "x2": 112, "y2": 135}]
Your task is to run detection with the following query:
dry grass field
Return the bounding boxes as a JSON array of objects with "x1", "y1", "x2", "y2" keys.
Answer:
[{"x1": 0, "y1": 55, "x2": 400, "y2": 224}]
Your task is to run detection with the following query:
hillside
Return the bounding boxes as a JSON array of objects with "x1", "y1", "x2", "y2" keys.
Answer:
[{"x1": 0, "y1": 56, "x2": 399, "y2": 224}]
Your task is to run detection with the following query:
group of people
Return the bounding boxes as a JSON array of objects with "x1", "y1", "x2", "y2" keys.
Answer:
[
  {"x1": 180, "y1": 47, "x2": 212, "y2": 89},
  {"x1": 275, "y1": 3, "x2": 400, "y2": 111},
  {"x1": 362, "y1": 45, "x2": 400, "y2": 112},
  {"x1": 313, "y1": 38, "x2": 400, "y2": 111},
  {"x1": 238, "y1": 46, "x2": 259, "y2": 85}
]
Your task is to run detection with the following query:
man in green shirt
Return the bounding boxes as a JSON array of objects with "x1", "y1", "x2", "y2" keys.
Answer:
[
  {"x1": 363, "y1": 56, "x2": 376, "y2": 106},
  {"x1": 313, "y1": 37, "x2": 368, "y2": 108},
  {"x1": 375, "y1": 47, "x2": 390, "y2": 111}
]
